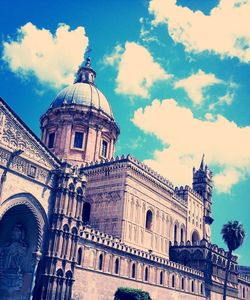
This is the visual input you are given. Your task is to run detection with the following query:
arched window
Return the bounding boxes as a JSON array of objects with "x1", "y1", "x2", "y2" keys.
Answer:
[
  {"x1": 145, "y1": 210, "x2": 153, "y2": 230},
  {"x1": 144, "y1": 267, "x2": 149, "y2": 282},
  {"x1": 77, "y1": 248, "x2": 82, "y2": 265},
  {"x1": 55, "y1": 269, "x2": 64, "y2": 300},
  {"x1": 180, "y1": 227, "x2": 184, "y2": 242},
  {"x1": 191, "y1": 280, "x2": 195, "y2": 293},
  {"x1": 243, "y1": 287, "x2": 245, "y2": 298},
  {"x1": 181, "y1": 277, "x2": 185, "y2": 290},
  {"x1": 82, "y1": 202, "x2": 91, "y2": 224},
  {"x1": 200, "y1": 283, "x2": 204, "y2": 294},
  {"x1": 115, "y1": 258, "x2": 119, "y2": 274},
  {"x1": 160, "y1": 271, "x2": 163, "y2": 285},
  {"x1": 98, "y1": 254, "x2": 103, "y2": 271},
  {"x1": 174, "y1": 224, "x2": 178, "y2": 242},
  {"x1": 192, "y1": 231, "x2": 200, "y2": 245},
  {"x1": 172, "y1": 274, "x2": 175, "y2": 287},
  {"x1": 131, "y1": 263, "x2": 136, "y2": 279},
  {"x1": 65, "y1": 271, "x2": 73, "y2": 300}
]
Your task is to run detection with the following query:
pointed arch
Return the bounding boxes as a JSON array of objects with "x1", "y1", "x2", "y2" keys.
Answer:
[
  {"x1": 191, "y1": 230, "x2": 200, "y2": 245},
  {"x1": 98, "y1": 253, "x2": 103, "y2": 271},
  {"x1": 0, "y1": 192, "x2": 48, "y2": 250},
  {"x1": 145, "y1": 210, "x2": 153, "y2": 230},
  {"x1": 114, "y1": 258, "x2": 119, "y2": 274},
  {"x1": 77, "y1": 248, "x2": 83, "y2": 265}
]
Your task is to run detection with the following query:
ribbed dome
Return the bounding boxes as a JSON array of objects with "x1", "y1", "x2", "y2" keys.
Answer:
[{"x1": 50, "y1": 82, "x2": 113, "y2": 118}]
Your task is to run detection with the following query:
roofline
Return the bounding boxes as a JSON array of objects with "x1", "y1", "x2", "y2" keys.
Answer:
[{"x1": 0, "y1": 96, "x2": 62, "y2": 166}]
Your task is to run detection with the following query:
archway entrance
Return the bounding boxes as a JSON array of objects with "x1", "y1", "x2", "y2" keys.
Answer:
[{"x1": 0, "y1": 204, "x2": 40, "y2": 300}]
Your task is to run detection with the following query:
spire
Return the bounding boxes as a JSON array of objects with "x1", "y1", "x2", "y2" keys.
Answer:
[
  {"x1": 75, "y1": 52, "x2": 96, "y2": 85},
  {"x1": 200, "y1": 154, "x2": 205, "y2": 170}
]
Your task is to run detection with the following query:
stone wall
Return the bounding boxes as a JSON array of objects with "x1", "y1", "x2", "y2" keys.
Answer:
[{"x1": 73, "y1": 267, "x2": 205, "y2": 300}]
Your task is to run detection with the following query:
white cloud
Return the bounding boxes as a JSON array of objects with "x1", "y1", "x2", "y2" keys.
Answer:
[
  {"x1": 104, "y1": 42, "x2": 171, "y2": 98},
  {"x1": 209, "y1": 91, "x2": 234, "y2": 110},
  {"x1": 2, "y1": 22, "x2": 89, "y2": 88},
  {"x1": 132, "y1": 99, "x2": 250, "y2": 193},
  {"x1": 149, "y1": 0, "x2": 250, "y2": 62},
  {"x1": 103, "y1": 44, "x2": 123, "y2": 66},
  {"x1": 175, "y1": 69, "x2": 222, "y2": 105}
]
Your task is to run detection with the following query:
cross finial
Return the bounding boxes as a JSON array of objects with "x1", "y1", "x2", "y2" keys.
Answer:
[
  {"x1": 84, "y1": 48, "x2": 92, "y2": 67},
  {"x1": 85, "y1": 47, "x2": 92, "y2": 57}
]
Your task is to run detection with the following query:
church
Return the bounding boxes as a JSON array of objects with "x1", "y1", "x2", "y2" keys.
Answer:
[{"x1": 0, "y1": 57, "x2": 249, "y2": 300}]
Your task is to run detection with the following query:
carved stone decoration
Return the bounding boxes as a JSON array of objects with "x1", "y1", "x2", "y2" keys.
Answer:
[
  {"x1": 0, "y1": 103, "x2": 59, "y2": 170},
  {"x1": 0, "y1": 223, "x2": 28, "y2": 292}
]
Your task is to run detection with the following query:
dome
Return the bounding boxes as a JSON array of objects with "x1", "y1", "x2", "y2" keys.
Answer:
[{"x1": 50, "y1": 82, "x2": 113, "y2": 118}]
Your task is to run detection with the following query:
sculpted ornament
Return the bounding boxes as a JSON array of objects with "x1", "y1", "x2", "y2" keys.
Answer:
[{"x1": 0, "y1": 223, "x2": 28, "y2": 291}]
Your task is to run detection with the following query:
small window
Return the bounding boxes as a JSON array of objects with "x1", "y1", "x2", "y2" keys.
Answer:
[
  {"x1": 48, "y1": 132, "x2": 55, "y2": 149},
  {"x1": 144, "y1": 267, "x2": 149, "y2": 282},
  {"x1": 174, "y1": 224, "x2": 178, "y2": 242},
  {"x1": 115, "y1": 258, "x2": 119, "y2": 274},
  {"x1": 98, "y1": 254, "x2": 103, "y2": 271},
  {"x1": 73, "y1": 132, "x2": 84, "y2": 149},
  {"x1": 160, "y1": 271, "x2": 163, "y2": 285},
  {"x1": 82, "y1": 202, "x2": 91, "y2": 224},
  {"x1": 145, "y1": 210, "x2": 153, "y2": 230},
  {"x1": 200, "y1": 283, "x2": 203, "y2": 294},
  {"x1": 131, "y1": 263, "x2": 136, "y2": 278},
  {"x1": 191, "y1": 280, "x2": 195, "y2": 293},
  {"x1": 172, "y1": 274, "x2": 175, "y2": 288},
  {"x1": 181, "y1": 278, "x2": 185, "y2": 290},
  {"x1": 101, "y1": 140, "x2": 108, "y2": 158},
  {"x1": 77, "y1": 248, "x2": 82, "y2": 265},
  {"x1": 180, "y1": 228, "x2": 184, "y2": 242}
]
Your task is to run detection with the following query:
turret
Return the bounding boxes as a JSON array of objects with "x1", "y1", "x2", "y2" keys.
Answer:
[{"x1": 193, "y1": 155, "x2": 213, "y2": 240}]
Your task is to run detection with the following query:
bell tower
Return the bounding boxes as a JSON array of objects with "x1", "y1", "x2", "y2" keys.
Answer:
[
  {"x1": 193, "y1": 155, "x2": 213, "y2": 240},
  {"x1": 40, "y1": 57, "x2": 120, "y2": 166}
]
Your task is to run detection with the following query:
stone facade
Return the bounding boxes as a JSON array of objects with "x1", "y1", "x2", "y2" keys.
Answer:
[{"x1": 0, "y1": 58, "x2": 249, "y2": 300}]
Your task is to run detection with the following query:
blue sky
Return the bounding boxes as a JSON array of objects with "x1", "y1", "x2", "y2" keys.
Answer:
[{"x1": 0, "y1": 0, "x2": 249, "y2": 265}]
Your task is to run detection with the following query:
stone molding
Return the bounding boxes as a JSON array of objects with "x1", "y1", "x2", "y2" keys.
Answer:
[
  {"x1": 0, "y1": 193, "x2": 48, "y2": 250},
  {"x1": 0, "y1": 98, "x2": 61, "y2": 170},
  {"x1": 0, "y1": 146, "x2": 55, "y2": 187}
]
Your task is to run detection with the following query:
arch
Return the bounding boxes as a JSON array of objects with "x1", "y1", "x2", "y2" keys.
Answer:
[
  {"x1": 98, "y1": 253, "x2": 103, "y2": 271},
  {"x1": 200, "y1": 283, "x2": 204, "y2": 294},
  {"x1": 193, "y1": 249, "x2": 203, "y2": 259},
  {"x1": 0, "y1": 193, "x2": 47, "y2": 250},
  {"x1": 180, "y1": 225, "x2": 185, "y2": 243},
  {"x1": 54, "y1": 269, "x2": 64, "y2": 300},
  {"x1": 65, "y1": 271, "x2": 73, "y2": 300},
  {"x1": 144, "y1": 266, "x2": 149, "y2": 282},
  {"x1": 191, "y1": 230, "x2": 200, "y2": 245},
  {"x1": 0, "y1": 198, "x2": 45, "y2": 299},
  {"x1": 77, "y1": 248, "x2": 83, "y2": 265},
  {"x1": 174, "y1": 223, "x2": 178, "y2": 242},
  {"x1": 82, "y1": 202, "x2": 91, "y2": 224},
  {"x1": 76, "y1": 187, "x2": 83, "y2": 195},
  {"x1": 63, "y1": 224, "x2": 70, "y2": 232},
  {"x1": 181, "y1": 277, "x2": 185, "y2": 290},
  {"x1": 71, "y1": 227, "x2": 78, "y2": 235},
  {"x1": 145, "y1": 210, "x2": 153, "y2": 230},
  {"x1": 131, "y1": 263, "x2": 136, "y2": 278},
  {"x1": 172, "y1": 274, "x2": 175, "y2": 288},
  {"x1": 114, "y1": 258, "x2": 119, "y2": 274},
  {"x1": 191, "y1": 280, "x2": 195, "y2": 293},
  {"x1": 160, "y1": 271, "x2": 163, "y2": 285},
  {"x1": 179, "y1": 250, "x2": 191, "y2": 266},
  {"x1": 69, "y1": 183, "x2": 75, "y2": 191}
]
